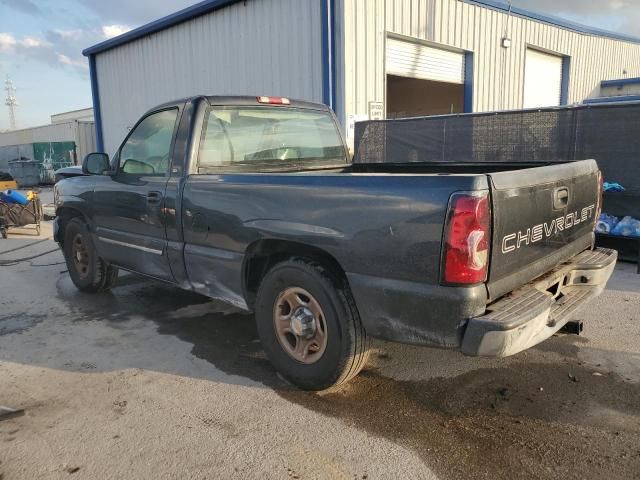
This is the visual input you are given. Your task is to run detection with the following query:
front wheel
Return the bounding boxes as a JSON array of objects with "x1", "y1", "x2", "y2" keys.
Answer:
[
  {"x1": 255, "y1": 259, "x2": 370, "y2": 391},
  {"x1": 63, "y1": 218, "x2": 118, "y2": 293}
]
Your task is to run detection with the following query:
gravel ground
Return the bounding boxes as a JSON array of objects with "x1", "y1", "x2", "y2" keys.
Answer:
[{"x1": 0, "y1": 226, "x2": 639, "y2": 479}]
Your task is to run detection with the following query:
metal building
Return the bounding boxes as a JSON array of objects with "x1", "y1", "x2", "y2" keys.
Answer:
[
  {"x1": 0, "y1": 109, "x2": 96, "y2": 182},
  {"x1": 50, "y1": 107, "x2": 95, "y2": 124},
  {"x1": 83, "y1": 0, "x2": 640, "y2": 154}
]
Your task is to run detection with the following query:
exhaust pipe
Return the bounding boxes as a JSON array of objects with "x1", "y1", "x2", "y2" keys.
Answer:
[{"x1": 560, "y1": 320, "x2": 584, "y2": 335}]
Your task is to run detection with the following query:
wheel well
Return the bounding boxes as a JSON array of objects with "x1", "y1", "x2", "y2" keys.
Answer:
[
  {"x1": 56, "y1": 207, "x2": 85, "y2": 246},
  {"x1": 243, "y1": 240, "x2": 348, "y2": 309}
]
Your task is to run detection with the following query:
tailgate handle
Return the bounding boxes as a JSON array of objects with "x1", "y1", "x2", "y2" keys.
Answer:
[{"x1": 553, "y1": 187, "x2": 569, "y2": 209}]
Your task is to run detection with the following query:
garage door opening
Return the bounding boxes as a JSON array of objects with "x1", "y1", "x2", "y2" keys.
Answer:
[
  {"x1": 523, "y1": 48, "x2": 564, "y2": 108},
  {"x1": 386, "y1": 75, "x2": 464, "y2": 119},
  {"x1": 385, "y1": 37, "x2": 467, "y2": 119}
]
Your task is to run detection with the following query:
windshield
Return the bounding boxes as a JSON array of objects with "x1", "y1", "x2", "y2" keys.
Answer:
[{"x1": 198, "y1": 106, "x2": 347, "y2": 172}]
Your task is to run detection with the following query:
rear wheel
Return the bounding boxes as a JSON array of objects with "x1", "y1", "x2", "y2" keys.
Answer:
[
  {"x1": 63, "y1": 218, "x2": 118, "y2": 293},
  {"x1": 255, "y1": 259, "x2": 369, "y2": 391}
]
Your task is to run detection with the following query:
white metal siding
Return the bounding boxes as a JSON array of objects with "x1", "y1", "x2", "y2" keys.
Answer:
[
  {"x1": 51, "y1": 108, "x2": 94, "y2": 124},
  {"x1": 0, "y1": 121, "x2": 95, "y2": 169},
  {"x1": 523, "y1": 49, "x2": 563, "y2": 108},
  {"x1": 337, "y1": 0, "x2": 640, "y2": 125},
  {"x1": 76, "y1": 122, "x2": 97, "y2": 161},
  {"x1": 386, "y1": 36, "x2": 465, "y2": 83},
  {"x1": 601, "y1": 82, "x2": 640, "y2": 97},
  {"x1": 95, "y1": 0, "x2": 323, "y2": 155},
  {"x1": 0, "y1": 122, "x2": 82, "y2": 148}
]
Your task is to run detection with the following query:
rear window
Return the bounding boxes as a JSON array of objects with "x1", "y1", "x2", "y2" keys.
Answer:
[{"x1": 197, "y1": 106, "x2": 347, "y2": 172}]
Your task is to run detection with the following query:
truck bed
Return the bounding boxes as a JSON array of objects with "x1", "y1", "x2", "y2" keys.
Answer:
[
  {"x1": 217, "y1": 159, "x2": 600, "y2": 298},
  {"x1": 348, "y1": 161, "x2": 567, "y2": 175}
]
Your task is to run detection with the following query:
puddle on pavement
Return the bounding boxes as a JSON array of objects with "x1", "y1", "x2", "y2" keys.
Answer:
[
  {"x1": 0, "y1": 314, "x2": 46, "y2": 335},
  {"x1": 56, "y1": 274, "x2": 640, "y2": 480},
  {"x1": 56, "y1": 273, "x2": 279, "y2": 382},
  {"x1": 531, "y1": 332, "x2": 588, "y2": 358}
]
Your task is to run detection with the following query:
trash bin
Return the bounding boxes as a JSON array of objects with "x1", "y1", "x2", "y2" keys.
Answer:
[{"x1": 8, "y1": 160, "x2": 40, "y2": 188}]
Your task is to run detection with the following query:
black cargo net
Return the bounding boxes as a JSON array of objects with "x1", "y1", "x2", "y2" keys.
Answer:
[{"x1": 354, "y1": 103, "x2": 640, "y2": 191}]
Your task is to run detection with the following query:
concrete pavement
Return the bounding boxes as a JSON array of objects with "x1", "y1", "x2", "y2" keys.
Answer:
[{"x1": 0, "y1": 230, "x2": 639, "y2": 479}]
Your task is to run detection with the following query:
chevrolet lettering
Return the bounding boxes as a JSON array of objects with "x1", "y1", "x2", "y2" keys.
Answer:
[{"x1": 502, "y1": 204, "x2": 596, "y2": 254}]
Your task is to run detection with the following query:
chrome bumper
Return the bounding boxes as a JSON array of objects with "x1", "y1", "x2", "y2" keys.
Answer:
[{"x1": 461, "y1": 248, "x2": 618, "y2": 357}]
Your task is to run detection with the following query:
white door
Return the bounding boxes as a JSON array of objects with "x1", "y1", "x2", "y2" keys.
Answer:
[
  {"x1": 386, "y1": 37, "x2": 465, "y2": 84},
  {"x1": 523, "y1": 48, "x2": 564, "y2": 108}
]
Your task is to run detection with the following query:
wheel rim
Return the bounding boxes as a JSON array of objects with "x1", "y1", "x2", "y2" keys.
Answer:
[
  {"x1": 72, "y1": 233, "x2": 90, "y2": 279},
  {"x1": 273, "y1": 287, "x2": 328, "y2": 364}
]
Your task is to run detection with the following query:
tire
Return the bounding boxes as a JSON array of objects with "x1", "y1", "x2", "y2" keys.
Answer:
[
  {"x1": 255, "y1": 259, "x2": 369, "y2": 391},
  {"x1": 63, "y1": 218, "x2": 118, "y2": 293}
]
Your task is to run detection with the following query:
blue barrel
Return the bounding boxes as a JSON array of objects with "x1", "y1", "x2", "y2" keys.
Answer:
[{"x1": 0, "y1": 189, "x2": 29, "y2": 205}]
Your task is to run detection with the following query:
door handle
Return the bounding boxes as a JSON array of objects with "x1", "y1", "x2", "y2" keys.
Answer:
[
  {"x1": 553, "y1": 187, "x2": 569, "y2": 210},
  {"x1": 191, "y1": 213, "x2": 207, "y2": 232},
  {"x1": 147, "y1": 191, "x2": 162, "y2": 206}
]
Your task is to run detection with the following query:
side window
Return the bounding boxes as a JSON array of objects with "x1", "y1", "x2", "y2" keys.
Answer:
[
  {"x1": 199, "y1": 115, "x2": 233, "y2": 168},
  {"x1": 118, "y1": 109, "x2": 178, "y2": 176}
]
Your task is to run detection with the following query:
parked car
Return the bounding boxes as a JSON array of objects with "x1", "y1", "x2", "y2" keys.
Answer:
[
  {"x1": 54, "y1": 165, "x2": 84, "y2": 183},
  {"x1": 53, "y1": 95, "x2": 616, "y2": 390}
]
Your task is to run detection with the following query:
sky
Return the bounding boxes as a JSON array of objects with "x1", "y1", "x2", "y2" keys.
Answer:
[
  {"x1": 1, "y1": 0, "x2": 640, "y2": 131},
  {"x1": 514, "y1": 0, "x2": 640, "y2": 36}
]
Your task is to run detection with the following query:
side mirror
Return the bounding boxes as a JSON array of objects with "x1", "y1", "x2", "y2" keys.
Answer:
[{"x1": 82, "y1": 153, "x2": 110, "y2": 175}]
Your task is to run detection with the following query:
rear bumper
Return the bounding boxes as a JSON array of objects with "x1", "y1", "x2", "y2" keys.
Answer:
[
  {"x1": 347, "y1": 273, "x2": 487, "y2": 348},
  {"x1": 461, "y1": 248, "x2": 617, "y2": 357}
]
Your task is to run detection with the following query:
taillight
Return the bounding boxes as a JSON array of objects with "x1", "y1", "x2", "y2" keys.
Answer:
[
  {"x1": 257, "y1": 96, "x2": 291, "y2": 105},
  {"x1": 596, "y1": 171, "x2": 604, "y2": 221},
  {"x1": 442, "y1": 192, "x2": 491, "y2": 285}
]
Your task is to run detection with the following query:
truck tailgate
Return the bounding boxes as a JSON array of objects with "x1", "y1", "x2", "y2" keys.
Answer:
[{"x1": 487, "y1": 160, "x2": 600, "y2": 301}]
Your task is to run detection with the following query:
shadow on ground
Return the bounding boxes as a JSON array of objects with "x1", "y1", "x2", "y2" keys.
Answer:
[{"x1": 45, "y1": 272, "x2": 640, "y2": 480}]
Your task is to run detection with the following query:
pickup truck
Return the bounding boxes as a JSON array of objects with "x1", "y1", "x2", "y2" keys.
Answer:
[{"x1": 54, "y1": 95, "x2": 617, "y2": 390}]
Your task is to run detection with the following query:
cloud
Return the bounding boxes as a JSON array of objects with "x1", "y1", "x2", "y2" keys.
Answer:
[
  {"x1": 0, "y1": 33, "x2": 49, "y2": 50},
  {"x1": 0, "y1": 32, "x2": 17, "y2": 51},
  {"x1": 514, "y1": 0, "x2": 629, "y2": 14},
  {"x1": 513, "y1": 0, "x2": 640, "y2": 36},
  {"x1": 610, "y1": 1, "x2": 629, "y2": 9},
  {"x1": 57, "y1": 53, "x2": 88, "y2": 70},
  {"x1": 42, "y1": 27, "x2": 106, "y2": 73},
  {"x1": 76, "y1": 0, "x2": 196, "y2": 26},
  {"x1": 0, "y1": 31, "x2": 90, "y2": 74},
  {"x1": 53, "y1": 29, "x2": 85, "y2": 40},
  {"x1": 21, "y1": 36, "x2": 47, "y2": 48},
  {"x1": 0, "y1": 0, "x2": 42, "y2": 15},
  {"x1": 102, "y1": 24, "x2": 131, "y2": 39}
]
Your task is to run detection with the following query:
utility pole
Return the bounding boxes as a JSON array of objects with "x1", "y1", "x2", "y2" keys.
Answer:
[{"x1": 4, "y1": 75, "x2": 18, "y2": 131}]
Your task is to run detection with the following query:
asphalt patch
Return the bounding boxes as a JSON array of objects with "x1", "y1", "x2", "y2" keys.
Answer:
[{"x1": 0, "y1": 314, "x2": 46, "y2": 335}]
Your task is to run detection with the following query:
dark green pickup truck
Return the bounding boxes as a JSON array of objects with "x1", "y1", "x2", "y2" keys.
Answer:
[{"x1": 54, "y1": 95, "x2": 616, "y2": 390}]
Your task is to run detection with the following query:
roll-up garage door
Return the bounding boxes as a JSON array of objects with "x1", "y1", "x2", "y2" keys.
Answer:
[
  {"x1": 386, "y1": 37, "x2": 465, "y2": 84},
  {"x1": 523, "y1": 48, "x2": 563, "y2": 108}
]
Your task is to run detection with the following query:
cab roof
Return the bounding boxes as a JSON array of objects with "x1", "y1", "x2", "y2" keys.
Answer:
[{"x1": 148, "y1": 95, "x2": 331, "y2": 114}]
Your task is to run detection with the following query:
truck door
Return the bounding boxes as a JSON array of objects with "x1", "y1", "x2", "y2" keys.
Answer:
[{"x1": 92, "y1": 108, "x2": 180, "y2": 282}]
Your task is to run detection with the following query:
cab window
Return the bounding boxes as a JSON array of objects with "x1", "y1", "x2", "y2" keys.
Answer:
[
  {"x1": 198, "y1": 106, "x2": 347, "y2": 172},
  {"x1": 118, "y1": 109, "x2": 179, "y2": 176}
]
